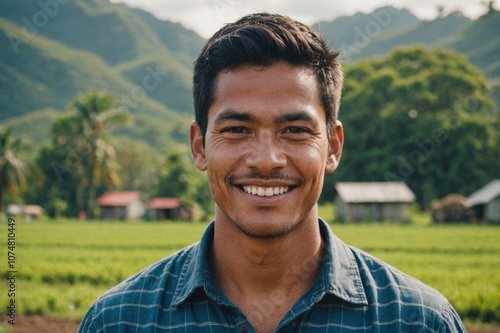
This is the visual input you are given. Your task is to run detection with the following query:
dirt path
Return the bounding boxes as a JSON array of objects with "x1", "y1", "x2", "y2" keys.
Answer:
[{"x1": 2, "y1": 315, "x2": 500, "y2": 332}]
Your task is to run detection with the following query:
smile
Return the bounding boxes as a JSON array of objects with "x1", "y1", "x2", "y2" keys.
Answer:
[{"x1": 242, "y1": 186, "x2": 289, "y2": 197}]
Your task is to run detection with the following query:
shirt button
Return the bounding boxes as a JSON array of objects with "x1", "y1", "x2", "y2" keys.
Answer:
[{"x1": 239, "y1": 324, "x2": 248, "y2": 332}]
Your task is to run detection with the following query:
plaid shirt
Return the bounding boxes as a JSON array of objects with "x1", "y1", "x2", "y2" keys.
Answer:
[{"x1": 78, "y1": 220, "x2": 466, "y2": 332}]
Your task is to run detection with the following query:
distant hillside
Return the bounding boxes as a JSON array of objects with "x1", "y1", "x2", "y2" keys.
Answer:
[
  {"x1": 115, "y1": 55, "x2": 194, "y2": 114},
  {"x1": 352, "y1": 14, "x2": 471, "y2": 60},
  {"x1": 0, "y1": 0, "x2": 169, "y2": 65},
  {"x1": 442, "y1": 10, "x2": 500, "y2": 77},
  {"x1": 130, "y1": 7, "x2": 204, "y2": 61},
  {"x1": 313, "y1": 6, "x2": 420, "y2": 62},
  {"x1": 0, "y1": 0, "x2": 206, "y2": 150},
  {"x1": 0, "y1": 17, "x2": 133, "y2": 120},
  {"x1": 313, "y1": 6, "x2": 499, "y2": 80}
]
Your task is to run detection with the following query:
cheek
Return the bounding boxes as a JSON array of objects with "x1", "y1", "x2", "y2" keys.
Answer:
[{"x1": 292, "y1": 146, "x2": 328, "y2": 175}]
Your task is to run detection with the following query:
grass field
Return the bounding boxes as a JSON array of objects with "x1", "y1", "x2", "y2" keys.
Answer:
[{"x1": 1, "y1": 215, "x2": 499, "y2": 327}]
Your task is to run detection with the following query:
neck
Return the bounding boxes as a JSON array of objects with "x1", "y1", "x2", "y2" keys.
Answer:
[{"x1": 210, "y1": 213, "x2": 325, "y2": 303}]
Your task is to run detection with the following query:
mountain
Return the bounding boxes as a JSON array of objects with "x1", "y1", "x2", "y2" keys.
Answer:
[
  {"x1": 130, "y1": 7, "x2": 204, "y2": 61},
  {"x1": 313, "y1": 6, "x2": 500, "y2": 80},
  {"x1": 349, "y1": 14, "x2": 471, "y2": 61},
  {"x1": 313, "y1": 6, "x2": 420, "y2": 62},
  {"x1": 0, "y1": 0, "x2": 169, "y2": 65},
  {"x1": 0, "y1": 0, "x2": 205, "y2": 149},
  {"x1": 0, "y1": 17, "x2": 134, "y2": 120},
  {"x1": 441, "y1": 10, "x2": 500, "y2": 77}
]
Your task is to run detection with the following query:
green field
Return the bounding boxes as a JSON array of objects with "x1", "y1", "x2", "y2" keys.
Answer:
[{"x1": 1, "y1": 217, "x2": 499, "y2": 327}]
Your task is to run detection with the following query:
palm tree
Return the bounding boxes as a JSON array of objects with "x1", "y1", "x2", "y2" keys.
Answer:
[
  {"x1": 62, "y1": 91, "x2": 131, "y2": 218},
  {"x1": 0, "y1": 127, "x2": 26, "y2": 214}
]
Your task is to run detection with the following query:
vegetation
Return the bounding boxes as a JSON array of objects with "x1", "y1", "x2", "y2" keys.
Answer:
[
  {"x1": 322, "y1": 46, "x2": 500, "y2": 207},
  {"x1": 0, "y1": 127, "x2": 26, "y2": 212},
  {"x1": 0, "y1": 218, "x2": 498, "y2": 327}
]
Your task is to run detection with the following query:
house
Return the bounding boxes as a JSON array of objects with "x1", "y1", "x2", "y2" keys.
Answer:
[
  {"x1": 334, "y1": 182, "x2": 416, "y2": 222},
  {"x1": 96, "y1": 191, "x2": 144, "y2": 220},
  {"x1": 147, "y1": 197, "x2": 181, "y2": 220},
  {"x1": 467, "y1": 179, "x2": 500, "y2": 223},
  {"x1": 7, "y1": 204, "x2": 44, "y2": 220}
]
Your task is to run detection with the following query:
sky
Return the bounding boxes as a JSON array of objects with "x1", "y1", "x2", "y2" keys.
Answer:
[{"x1": 109, "y1": 0, "x2": 491, "y2": 38}]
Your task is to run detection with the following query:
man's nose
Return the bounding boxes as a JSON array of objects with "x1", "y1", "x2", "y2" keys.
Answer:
[{"x1": 245, "y1": 132, "x2": 287, "y2": 172}]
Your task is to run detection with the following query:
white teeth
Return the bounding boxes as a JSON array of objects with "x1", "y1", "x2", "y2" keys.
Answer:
[{"x1": 243, "y1": 186, "x2": 289, "y2": 197}]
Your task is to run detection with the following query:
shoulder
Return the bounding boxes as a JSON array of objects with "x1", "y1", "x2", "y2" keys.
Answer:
[
  {"x1": 78, "y1": 243, "x2": 199, "y2": 332},
  {"x1": 348, "y1": 245, "x2": 466, "y2": 332}
]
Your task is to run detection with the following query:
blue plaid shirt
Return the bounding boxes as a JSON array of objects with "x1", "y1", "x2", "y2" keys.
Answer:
[{"x1": 78, "y1": 220, "x2": 466, "y2": 332}]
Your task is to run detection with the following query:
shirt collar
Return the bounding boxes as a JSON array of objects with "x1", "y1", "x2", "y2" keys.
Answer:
[
  {"x1": 171, "y1": 219, "x2": 367, "y2": 307},
  {"x1": 317, "y1": 218, "x2": 368, "y2": 305}
]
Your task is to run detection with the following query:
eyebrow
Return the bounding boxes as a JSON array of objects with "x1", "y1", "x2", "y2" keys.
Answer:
[
  {"x1": 213, "y1": 110, "x2": 257, "y2": 126},
  {"x1": 274, "y1": 111, "x2": 317, "y2": 125},
  {"x1": 213, "y1": 109, "x2": 319, "y2": 127}
]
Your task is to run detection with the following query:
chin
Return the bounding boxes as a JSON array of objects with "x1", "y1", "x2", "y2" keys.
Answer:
[{"x1": 233, "y1": 218, "x2": 301, "y2": 239}]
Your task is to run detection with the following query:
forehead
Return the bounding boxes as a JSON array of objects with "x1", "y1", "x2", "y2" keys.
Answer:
[{"x1": 209, "y1": 63, "x2": 324, "y2": 121}]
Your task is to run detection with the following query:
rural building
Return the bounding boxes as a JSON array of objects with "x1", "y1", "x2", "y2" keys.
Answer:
[
  {"x1": 96, "y1": 191, "x2": 144, "y2": 220},
  {"x1": 7, "y1": 204, "x2": 44, "y2": 220},
  {"x1": 148, "y1": 197, "x2": 200, "y2": 221},
  {"x1": 467, "y1": 179, "x2": 500, "y2": 223},
  {"x1": 334, "y1": 182, "x2": 416, "y2": 222},
  {"x1": 147, "y1": 197, "x2": 181, "y2": 220}
]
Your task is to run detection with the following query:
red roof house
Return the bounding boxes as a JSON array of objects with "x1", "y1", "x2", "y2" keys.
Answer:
[
  {"x1": 96, "y1": 191, "x2": 144, "y2": 220},
  {"x1": 147, "y1": 197, "x2": 181, "y2": 220}
]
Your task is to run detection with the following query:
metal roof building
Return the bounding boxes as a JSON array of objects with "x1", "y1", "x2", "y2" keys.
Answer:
[
  {"x1": 467, "y1": 179, "x2": 500, "y2": 222},
  {"x1": 334, "y1": 182, "x2": 416, "y2": 222}
]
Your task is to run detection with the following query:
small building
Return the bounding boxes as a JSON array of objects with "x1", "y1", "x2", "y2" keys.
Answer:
[
  {"x1": 96, "y1": 191, "x2": 144, "y2": 220},
  {"x1": 7, "y1": 204, "x2": 44, "y2": 221},
  {"x1": 148, "y1": 197, "x2": 181, "y2": 220},
  {"x1": 467, "y1": 179, "x2": 500, "y2": 223},
  {"x1": 334, "y1": 182, "x2": 416, "y2": 222}
]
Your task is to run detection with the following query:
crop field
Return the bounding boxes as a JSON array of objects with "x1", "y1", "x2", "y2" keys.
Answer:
[{"x1": 1, "y1": 218, "x2": 499, "y2": 327}]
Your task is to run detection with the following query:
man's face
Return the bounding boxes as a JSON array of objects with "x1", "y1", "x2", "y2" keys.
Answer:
[{"x1": 191, "y1": 62, "x2": 343, "y2": 238}]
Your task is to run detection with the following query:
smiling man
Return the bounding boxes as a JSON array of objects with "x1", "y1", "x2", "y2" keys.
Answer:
[{"x1": 79, "y1": 13, "x2": 466, "y2": 333}]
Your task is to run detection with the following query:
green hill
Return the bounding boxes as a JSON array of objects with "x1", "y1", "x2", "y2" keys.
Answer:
[
  {"x1": 313, "y1": 6, "x2": 420, "y2": 62},
  {"x1": 0, "y1": 17, "x2": 133, "y2": 120},
  {"x1": 313, "y1": 6, "x2": 499, "y2": 80},
  {"x1": 441, "y1": 10, "x2": 500, "y2": 77},
  {"x1": 115, "y1": 55, "x2": 194, "y2": 114},
  {"x1": 0, "y1": 0, "x2": 206, "y2": 150},
  {"x1": 0, "y1": 0, "x2": 169, "y2": 65},
  {"x1": 352, "y1": 14, "x2": 471, "y2": 60},
  {"x1": 130, "y1": 7, "x2": 204, "y2": 61}
]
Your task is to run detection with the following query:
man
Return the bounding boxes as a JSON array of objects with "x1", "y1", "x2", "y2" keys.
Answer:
[{"x1": 79, "y1": 13, "x2": 466, "y2": 332}]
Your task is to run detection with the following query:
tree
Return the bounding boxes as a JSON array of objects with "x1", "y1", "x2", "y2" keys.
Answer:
[
  {"x1": 47, "y1": 91, "x2": 131, "y2": 218},
  {"x1": 154, "y1": 148, "x2": 213, "y2": 218},
  {"x1": 0, "y1": 127, "x2": 26, "y2": 213},
  {"x1": 481, "y1": 0, "x2": 498, "y2": 16},
  {"x1": 322, "y1": 46, "x2": 499, "y2": 208}
]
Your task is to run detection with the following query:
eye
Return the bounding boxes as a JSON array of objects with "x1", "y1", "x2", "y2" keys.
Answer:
[
  {"x1": 221, "y1": 127, "x2": 249, "y2": 134},
  {"x1": 283, "y1": 127, "x2": 309, "y2": 134}
]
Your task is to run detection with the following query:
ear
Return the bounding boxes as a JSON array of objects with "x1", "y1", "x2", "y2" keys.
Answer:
[
  {"x1": 190, "y1": 121, "x2": 207, "y2": 171},
  {"x1": 325, "y1": 120, "x2": 343, "y2": 174}
]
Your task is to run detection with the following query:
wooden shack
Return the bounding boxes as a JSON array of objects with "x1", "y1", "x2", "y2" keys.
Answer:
[{"x1": 334, "y1": 182, "x2": 416, "y2": 222}]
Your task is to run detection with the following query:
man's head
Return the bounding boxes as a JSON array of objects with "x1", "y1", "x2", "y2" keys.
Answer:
[{"x1": 193, "y1": 13, "x2": 343, "y2": 143}]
